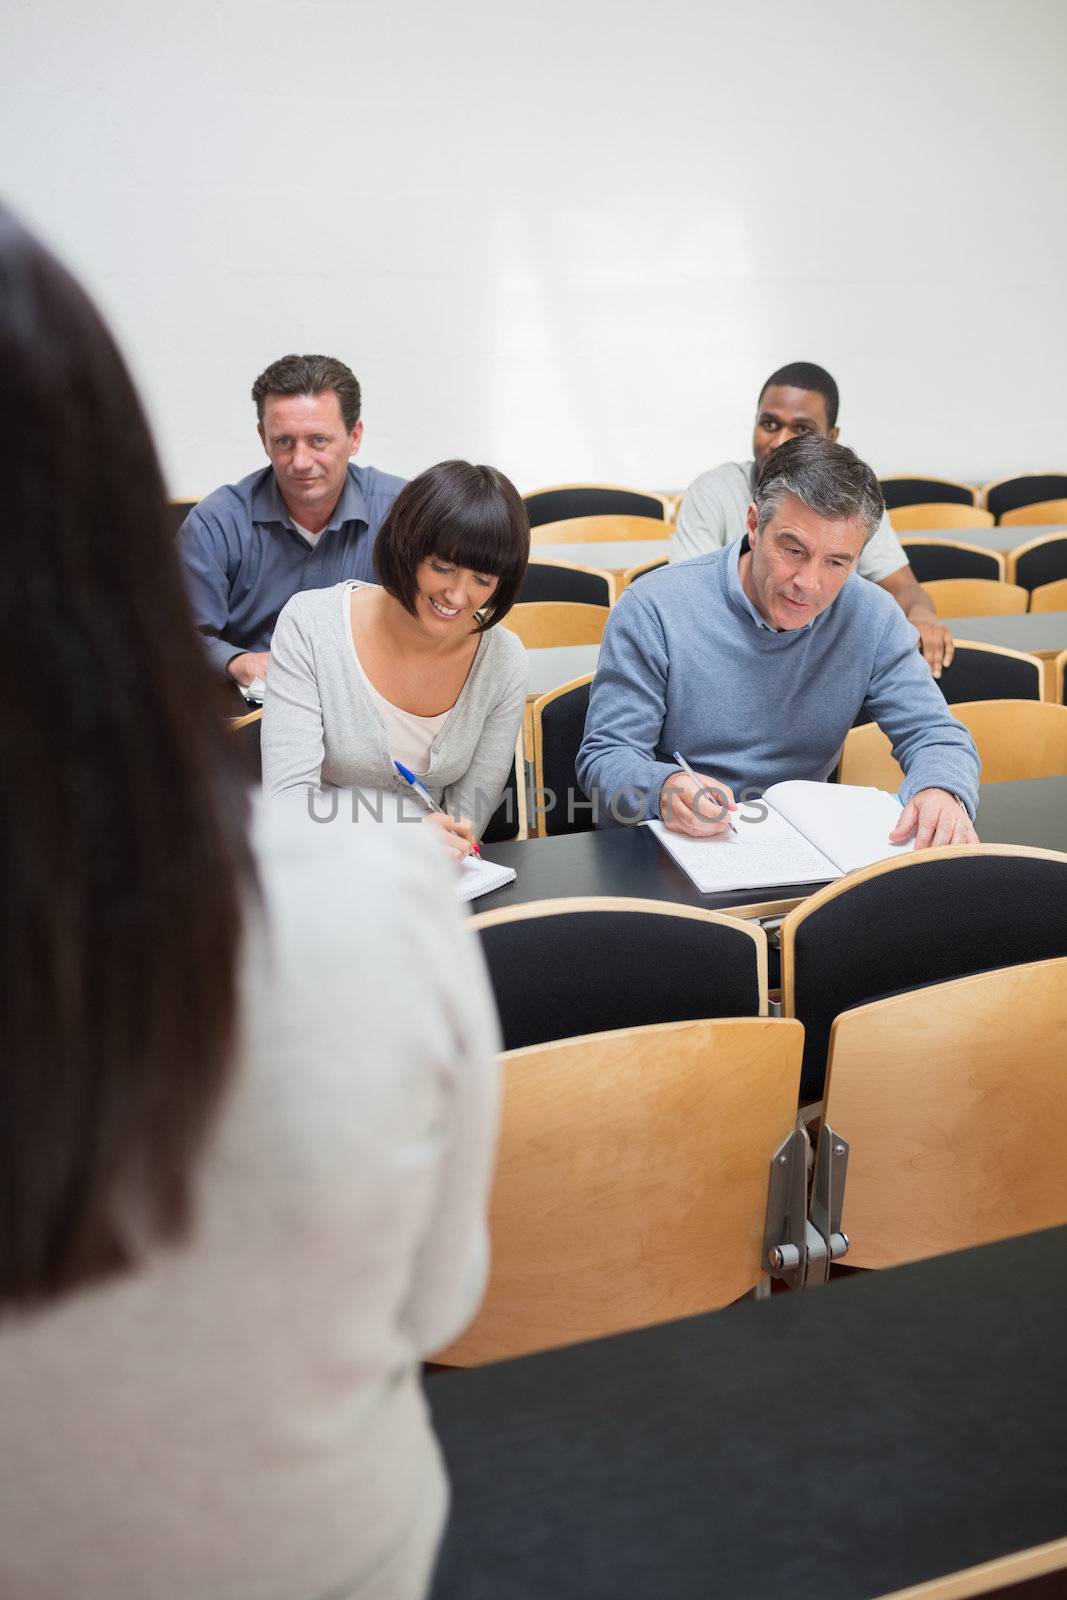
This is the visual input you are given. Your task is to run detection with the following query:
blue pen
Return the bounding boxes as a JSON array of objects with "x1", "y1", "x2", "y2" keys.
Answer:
[
  {"x1": 672, "y1": 750, "x2": 739, "y2": 834},
  {"x1": 393, "y1": 760, "x2": 481, "y2": 856}
]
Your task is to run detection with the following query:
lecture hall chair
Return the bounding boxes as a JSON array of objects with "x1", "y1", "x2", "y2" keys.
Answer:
[
  {"x1": 818, "y1": 957, "x2": 1067, "y2": 1269},
  {"x1": 1030, "y1": 578, "x2": 1067, "y2": 614},
  {"x1": 878, "y1": 474, "x2": 978, "y2": 510},
  {"x1": 839, "y1": 699, "x2": 1067, "y2": 789},
  {"x1": 897, "y1": 539, "x2": 1003, "y2": 582},
  {"x1": 982, "y1": 473, "x2": 1067, "y2": 521},
  {"x1": 780, "y1": 845, "x2": 1067, "y2": 1102},
  {"x1": 527, "y1": 673, "x2": 594, "y2": 837},
  {"x1": 502, "y1": 600, "x2": 609, "y2": 648},
  {"x1": 432, "y1": 1015, "x2": 804, "y2": 1364},
  {"x1": 523, "y1": 483, "x2": 671, "y2": 528},
  {"x1": 889, "y1": 504, "x2": 994, "y2": 533},
  {"x1": 471, "y1": 895, "x2": 768, "y2": 1050},
  {"x1": 1007, "y1": 532, "x2": 1067, "y2": 591},
  {"x1": 928, "y1": 640, "x2": 1042, "y2": 704},
  {"x1": 517, "y1": 558, "x2": 616, "y2": 607},
  {"x1": 529, "y1": 513, "x2": 675, "y2": 547},
  {"x1": 921, "y1": 578, "x2": 1028, "y2": 617},
  {"x1": 620, "y1": 554, "x2": 669, "y2": 589},
  {"x1": 229, "y1": 706, "x2": 263, "y2": 783}
]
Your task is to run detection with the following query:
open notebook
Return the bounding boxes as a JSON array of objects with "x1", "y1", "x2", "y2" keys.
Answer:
[
  {"x1": 456, "y1": 854, "x2": 517, "y2": 902},
  {"x1": 649, "y1": 780, "x2": 913, "y2": 894}
]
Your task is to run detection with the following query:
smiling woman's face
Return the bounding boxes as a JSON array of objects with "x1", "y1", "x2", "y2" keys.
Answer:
[{"x1": 413, "y1": 556, "x2": 499, "y2": 631}]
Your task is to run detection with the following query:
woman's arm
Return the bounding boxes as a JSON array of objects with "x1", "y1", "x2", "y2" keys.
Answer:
[
  {"x1": 443, "y1": 643, "x2": 528, "y2": 836},
  {"x1": 260, "y1": 600, "x2": 327, "y2": 799}
]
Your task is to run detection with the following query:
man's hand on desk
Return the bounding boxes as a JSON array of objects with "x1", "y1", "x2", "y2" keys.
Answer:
[
  {"x1": 890, "y1": 788, "x2": 979, "y2": 849},
  {"x1": 226, "y1": 651, "x2": 271, "y2": 689},
  {"x1": 660, "y1": 771, "x2": 737, "y2": 837}
]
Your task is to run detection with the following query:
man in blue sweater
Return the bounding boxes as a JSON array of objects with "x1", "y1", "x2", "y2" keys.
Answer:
[{"x1": 577, "y1": 434, "x2": 979, "y2": 849}]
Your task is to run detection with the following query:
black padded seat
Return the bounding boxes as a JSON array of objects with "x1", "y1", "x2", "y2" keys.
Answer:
[
  {"x1": 536, "y1": 678, "x2": 593, "y2": 837},
  {"x1": 900, "y1": 542, "x2": 1002, "y2": 582},
  {"x1": 785, "y1": 850, "x2": 1067, "y2": 1100},
  {"x1": 1012, "y1": 534, "x2": 1067, "y2": 591},
  {"x1": 524, "y1": 487, "x2": 666, "y2": 527},
  {"x1": 476, "y1": 903, "x2": 764, "y2": 1052},
  {"x1": 879, "y1": 477, "x2": 976, "y2": 510},
  {"x1": 518, "y1": 563, "x2": 612, "y2": 606},
  {"x1": 986, "y1": 474, "x2": 1067, "y2": 520}
]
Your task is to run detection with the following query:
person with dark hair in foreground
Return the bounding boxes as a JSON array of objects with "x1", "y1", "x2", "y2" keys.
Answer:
[
  {"x1": 262, "y1": 459, "x2": 530, "y2": 852},
  {"x1": 0, "y1": 207, "x2": 499, "y2": 1600},
  {"x1": 671, "y1": 361, "x2": 956, "y2": 675},
  {"x1": 580, "y1": 434, "x2": 979, "y2": 848},
  {"x1": 178, "y1": 350, "x2": 405, "y2": 691}
]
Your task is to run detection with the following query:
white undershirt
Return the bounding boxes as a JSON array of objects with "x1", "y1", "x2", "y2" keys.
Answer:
[
  {"x1": 344, "y1": 587, "x2": 453, "y2": 776},
  {"x1": 291, "y1": 519, "x2": 323, "y2": 546}
]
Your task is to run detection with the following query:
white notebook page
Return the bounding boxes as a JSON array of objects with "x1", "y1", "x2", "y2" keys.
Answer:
[
  {"x1": 649, "y1": 806, "x2": 839, "y2": 893},
  {"x1": 456, "y1": 854, "x2": 517, "y2": 903},
  {"x1": 766, "y1": 781, "x2": 913, "y2": 874}
]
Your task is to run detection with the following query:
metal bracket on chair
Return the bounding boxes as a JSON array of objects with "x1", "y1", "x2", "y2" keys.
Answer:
[
  {"x1": 807, "y1": 1123, "x2": 851, "y2": 1285},
  {"x1": 762, "y1": 1128, "x2": 811, "y2": 1290}
]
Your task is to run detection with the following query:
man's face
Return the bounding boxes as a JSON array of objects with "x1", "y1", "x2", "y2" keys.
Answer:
[
  {"x1": 752, "y1": 385, "x2": 839, "y2": 469},
  {"x1": 742, "y1": 494, "x2": 866, "y2": 631},
  {"x1": 259, "y1": 390, "x2": 363, "y2": 526}
]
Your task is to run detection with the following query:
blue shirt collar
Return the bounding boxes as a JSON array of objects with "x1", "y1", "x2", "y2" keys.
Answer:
[{"x1": 251, "y1": 463, "x2": 369, "y2": 533}]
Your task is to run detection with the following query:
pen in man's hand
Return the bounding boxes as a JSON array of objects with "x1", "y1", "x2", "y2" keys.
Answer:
[
  {"x1": 671, "y1": 750, "x2": 739, "y2": 834},
  {"x1": 392, "y1": 760, "x2": 481, "y2": 856}
]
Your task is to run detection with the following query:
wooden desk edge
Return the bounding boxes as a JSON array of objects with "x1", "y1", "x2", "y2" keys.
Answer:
[{"x1": 873, "y1": 1533, "x2": 1067, "y2": 1600}]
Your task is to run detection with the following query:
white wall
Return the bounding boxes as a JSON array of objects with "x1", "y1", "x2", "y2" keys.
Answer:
[{"x1": 3, "y1": 0, "x2": 1065, "y2": 497}]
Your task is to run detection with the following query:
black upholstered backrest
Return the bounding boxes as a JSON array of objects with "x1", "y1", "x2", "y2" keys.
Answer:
[
  {"x1": 167, "y1": 498, "x2": 200, "y2": 536},
  {"x1": 986, "y1": 474, "x2": 1067, "y2": 519},
  {"x1": 477, "y1": 904, "x2": 763, "y2": 1051},
  {"x1": 232, "y1": 713, "x2": 262, "y2": 782},
  {"x1": 481, "y1": 752, "x2": 522, "y2": 844},
  {"x1": 1013, "y1": 535, "x2": 1067, "y2": 591},
  {"x1": 785, "y1": 851, "x2": 1067, "y2": 1100},
  {"x1": 519, "y1": 563, "x2": 612, "y2": 606},
  {"x1": 935, "y1": 644, "x2": 1041, "y2": 703},
  {"x1": 624, "y1": 557, "x2": 669, "y2": 586},
  {"x1": 901, "y1": 542, "x2": 1002, "y2": 582},
  {"x1": 537, "y1": 678, "x2": 593, "y2": 836},
  {"x1": 524, "y1": 486, "x2": 666, "y2": 527},
  {"x1": 880, "y1": 477, "x2": 976, "y2": 510}
]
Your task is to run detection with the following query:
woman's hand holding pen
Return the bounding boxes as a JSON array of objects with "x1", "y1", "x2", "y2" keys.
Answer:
[
  {"x1": 423, "y1": 810, "x2": 480, "y2": 861},
  {"x1": 660, "y1": 770, "x2": 738, "y2": 838}
]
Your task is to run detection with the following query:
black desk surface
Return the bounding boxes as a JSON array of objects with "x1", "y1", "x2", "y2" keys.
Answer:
[
  {"x1": 428, "y1": 1227, "x2": 1067, "y2": 1600},
  {"x1": 477, "y1": 777, "x2": 1067, "y2": 915}
]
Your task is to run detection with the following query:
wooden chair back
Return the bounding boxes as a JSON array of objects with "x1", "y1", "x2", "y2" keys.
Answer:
[
  {"x1": 999, "y1": 497, "x2": 1067, "y2": 527},
  {"x1": 228, "y1": 706, "x2": 263, "y2": 782},
  {"x1": 503, "y1": 601, "x2": 609, "y2": 648},
  {"x1": 530, "y1": 514, "x2": 675, "y2": 546},
  {"x1": 982, "y1": 473, "x2": 1067, "y2": 520},
  {"x1": 839, "y1": 699, "x2": 1067, "y2": 786},
  {"x1": 434, "y1": 1016, "x2": 804, "y2": 1365},
  {"x1": 1054, "y1": 649, "x2": 1067, "y2": 705},
  {"x1": 922, "y1": 578, "x2": 1028, "y2": 617},
  {"x1": 621, "y1": 555, "x2": 669, "y2": 589},
  {"x1": 889, "y1": 503, "x2": 994, "y2": 532},
  {"x1": 1030, "y1": 578, "x2": 1067, "y2": 614},
  {"x1": 823, "y1": 957, "x2": 1067, "y2": 1268}
]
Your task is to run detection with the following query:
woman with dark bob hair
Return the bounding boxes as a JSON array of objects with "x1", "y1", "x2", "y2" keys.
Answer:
[
  {"x1": 0, "y1": 208, "x2": 500, "y2": 1598},
  {"x1": 261, "y1": 460, "x2": 530, "y2": 852}
]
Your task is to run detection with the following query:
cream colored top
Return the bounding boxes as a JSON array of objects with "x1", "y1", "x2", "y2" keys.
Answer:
[{"x1": 348, "y1": 601, "x2": 453, "y2": 777}]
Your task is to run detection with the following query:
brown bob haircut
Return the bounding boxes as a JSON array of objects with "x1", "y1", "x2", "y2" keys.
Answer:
[{"x1": 374, "y1": 459, "x2": 530, "y2": 631}]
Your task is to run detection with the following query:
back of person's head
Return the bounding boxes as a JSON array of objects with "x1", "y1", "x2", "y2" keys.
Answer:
[
  {"x1": 754, "y1": 431, "x2": 884, "y2": 542},
  {"x1": 0, "y1": 205, "x2": 255, "y2": 1308},
  {"x1": 374, "y1": 459, "x2": 530, "y2": 631},
  {"x1": 251, "y1": 353, "x2": 362, "y2": 432},
  {"x1": 758, "y1": 361, "x2": 840, "y2": 430}
]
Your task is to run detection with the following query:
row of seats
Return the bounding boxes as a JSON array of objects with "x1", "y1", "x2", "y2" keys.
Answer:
[
  {"x1": 434, "y1": 847, "x2": 1067, "y2": 1362},
  {"x1": 169, "y1": 471, "x2": 1067, "y2": 543}
]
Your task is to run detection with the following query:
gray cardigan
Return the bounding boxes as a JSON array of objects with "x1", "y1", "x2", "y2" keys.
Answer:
[{"x1": 262, "y1": 582, "x2": 528, "y2": 832}]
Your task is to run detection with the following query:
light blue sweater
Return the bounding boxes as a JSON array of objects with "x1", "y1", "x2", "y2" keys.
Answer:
[{"x1": 577, "y1": 538, "x2": 980, "y2": 823}]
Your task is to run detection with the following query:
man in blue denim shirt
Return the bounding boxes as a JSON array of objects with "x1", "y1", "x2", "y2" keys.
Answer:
[{"x1": 178, "y1": 353, "x2": 404, "y2": 688}]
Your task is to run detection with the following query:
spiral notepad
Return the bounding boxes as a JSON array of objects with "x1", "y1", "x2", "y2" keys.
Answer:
[{"x1": 456, "y1": 855, "x2": 517, "y2": 902}]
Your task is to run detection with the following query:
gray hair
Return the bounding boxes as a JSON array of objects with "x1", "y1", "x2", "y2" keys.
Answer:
[{"x1": 754, "y1": 433, "x2": 884, "y2": 544}]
